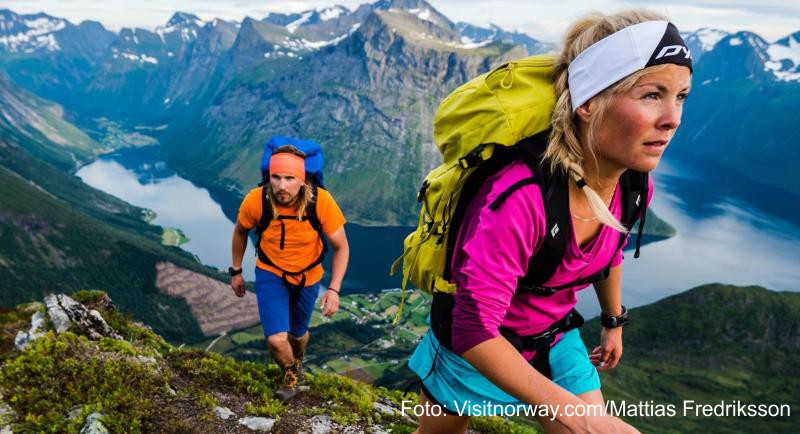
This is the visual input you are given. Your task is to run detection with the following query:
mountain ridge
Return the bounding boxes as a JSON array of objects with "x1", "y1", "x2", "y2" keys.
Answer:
[{"x1": 3, "y1": 4, "x2": 798, "y2": 224}]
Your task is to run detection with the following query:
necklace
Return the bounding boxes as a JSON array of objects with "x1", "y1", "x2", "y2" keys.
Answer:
[{"x1": 572, "y1": 213, "x2": 598, "y2": 222}]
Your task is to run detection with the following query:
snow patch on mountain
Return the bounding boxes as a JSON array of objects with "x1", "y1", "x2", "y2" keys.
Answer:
[
  {"x1": 319, "y1": 6, "x2": 348, "y2": 21},
  {"x1": 408, "y1": 8, "x2": 435, "y2": 24},
  {"x1": 765, "y1": 34, "x2": 800, "y2": 81},
  {"x1": 458, "y1": 36, "x2": 493, "y2": 49},
  {"x1": 301, "y1": 23, "x2": 360, "y2": 49},
  {"x1": 695, "y1": 28, "x2": 728, "y2": 51},
  {"x1": 120, "y1": 51, "x2": 158, "y2": 64},
  {"x1": 0, "y1": 15, "x2": 66, "y2": 52},
  {"x1": 155, "y1": 14, "x2": 204, "y2": 44},
  {"x1": 287, "y1": 11, "x2": 313, "y2": 34}
]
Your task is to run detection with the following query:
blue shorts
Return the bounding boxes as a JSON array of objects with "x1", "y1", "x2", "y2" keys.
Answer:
[
  {"x1": 254, "y1": 267, "x2": 320, "y2": 337},
  {"x1": 408, "y1": 327, "x2": 601, "y2": 416}
]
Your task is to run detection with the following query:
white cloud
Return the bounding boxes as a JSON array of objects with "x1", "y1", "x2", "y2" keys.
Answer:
[{"x1": 1, "y1": 0, "x2": 797, "y2": 42}]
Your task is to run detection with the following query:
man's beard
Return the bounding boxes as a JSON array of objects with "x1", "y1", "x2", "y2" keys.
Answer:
[{"x1": 274, "y1": 191, "x2": 297, "y2": 206}]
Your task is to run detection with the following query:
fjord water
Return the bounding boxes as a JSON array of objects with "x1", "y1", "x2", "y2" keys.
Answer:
[
  {"x1": 576, "y1": 157, "x2": 800, "y2": 316},
  {"x1": 77, "y1": 146, "x2": 800, "y2": 317},
  {"x1": 76, "y1": 146, "x2": 257, "y2": 281}
]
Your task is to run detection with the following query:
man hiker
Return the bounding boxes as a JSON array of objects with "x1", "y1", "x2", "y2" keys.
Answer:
[{"x1": 230, "y1": 144, "x2": 349, "y2": 401}]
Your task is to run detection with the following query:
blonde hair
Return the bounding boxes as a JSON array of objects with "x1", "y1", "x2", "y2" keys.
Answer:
[
  {"x1": 545, "y1": 9, "x2": 669, "y2": 233},
  {"x1": 266, "y1": 145, "x2": 316, "y2": 220}
]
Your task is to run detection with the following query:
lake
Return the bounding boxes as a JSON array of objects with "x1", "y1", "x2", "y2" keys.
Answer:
[{"x1": 77, "y1": 146, "x2": 800, "y2": 318}]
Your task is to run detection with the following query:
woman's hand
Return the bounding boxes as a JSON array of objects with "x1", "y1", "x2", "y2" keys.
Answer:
[
  {"x1": 589, "y1": 327, "x2": 623, "y2": 371},
  {"x1": 320, "y1": 289, "x2": 340, "y2": 317}
]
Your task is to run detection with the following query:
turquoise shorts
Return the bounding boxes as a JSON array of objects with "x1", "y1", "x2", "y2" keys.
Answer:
[{"x1": 408, "y1": 327, "x2": 600, "y2": 416}]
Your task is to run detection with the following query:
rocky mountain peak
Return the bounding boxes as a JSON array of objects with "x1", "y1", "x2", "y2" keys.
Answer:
[
  {"x1": 166, "y1": 11, "x2": 203, "y2": 28},
  {"x1": 373, "y1": 0, "x2": 454, "y2": 31}
]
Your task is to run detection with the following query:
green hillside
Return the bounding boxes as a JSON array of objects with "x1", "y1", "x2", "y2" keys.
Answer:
[
  {"x1": 584, "y1": 284, "x2": 799, "y2": 433},
  {"x1": 0, "y1": 144, "x2": 204, "y2": 342}
]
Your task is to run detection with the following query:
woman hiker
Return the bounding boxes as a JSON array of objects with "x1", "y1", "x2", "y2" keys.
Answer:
[{"x1": 409, "y1": 10, "x2": 692, "y2": 434}]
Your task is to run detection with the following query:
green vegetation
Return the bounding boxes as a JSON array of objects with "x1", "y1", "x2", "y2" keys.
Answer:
[
  {"x1": 89, "y1": 117, "x2": 159, "y2": 149},
  {"x1": 0, "y1": 292, "x2": 540, "y2": 433},
  {"x1": 161, "y1": 227, "x2": 190, "y2": 247},
  {"x1": 201, "y1": 290, "x2": 431, "y2": 388},
  {"x1": 583, "y1": 284, "x2": 800, "y2": 433}
]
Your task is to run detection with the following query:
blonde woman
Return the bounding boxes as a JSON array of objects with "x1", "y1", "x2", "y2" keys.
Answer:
[{"x1": 408, "y1": 10, "x2": 691, "y2": 434}]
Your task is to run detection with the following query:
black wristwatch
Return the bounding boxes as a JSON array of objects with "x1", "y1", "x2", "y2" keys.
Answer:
[
  {"x1": 600, "y1": 305, "x2": 629, "y2": 328},
  {"x1": 228, "y1": 266, "x2": 243, "y2": 276}
]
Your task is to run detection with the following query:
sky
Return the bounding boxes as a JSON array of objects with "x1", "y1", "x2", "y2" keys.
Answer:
[{"x1": 3, "y1": 0, "x2": 799, "y2": 43}]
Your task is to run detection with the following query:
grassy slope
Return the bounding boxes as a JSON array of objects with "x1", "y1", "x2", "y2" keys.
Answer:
[{"x1": 0, "y1": 291, "x2": 536, "y2": 434}]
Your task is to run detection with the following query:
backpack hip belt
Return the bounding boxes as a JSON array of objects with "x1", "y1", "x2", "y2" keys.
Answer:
[
  {"x1": 430, "y1": 291, "x2": 584, "y2": 379},
  {"x1": 499, "y1": 308, "x2": 584, "y2": 379}
]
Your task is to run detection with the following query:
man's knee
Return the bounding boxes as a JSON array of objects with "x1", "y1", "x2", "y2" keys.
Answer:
[{"x1": 266, "y1": 332, "x2": 289, "y2": 349}]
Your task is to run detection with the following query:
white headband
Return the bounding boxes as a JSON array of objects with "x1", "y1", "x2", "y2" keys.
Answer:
[{"x1": 568, "y1": 21, "x2": 692, "y2": 111}]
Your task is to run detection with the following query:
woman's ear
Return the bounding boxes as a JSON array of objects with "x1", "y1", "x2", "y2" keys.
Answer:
[{"x1": 575, "y1": 100, "x2": 593, "y2": 123}]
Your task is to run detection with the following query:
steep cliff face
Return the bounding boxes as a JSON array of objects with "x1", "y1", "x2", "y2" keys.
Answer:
[{"x1": 166, "y1": 9, "x2": 526, "y2": 225}]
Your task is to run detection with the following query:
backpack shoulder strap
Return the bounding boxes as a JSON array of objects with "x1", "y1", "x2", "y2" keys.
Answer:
[
  {"x1": 256, "y1": 186, "x2": 273, "y2": 235},
  {"x1": 618, "y1": 170, "x2": 649, "y2": 258},
  {"x1": 441, "y1": 146, "x2": 520, "y2": 281},
  {"x1": 306, "y1": 184, "x2": 323, "y2": 234},
  {"x1": 516, "y1": 136, "x2": 571, "y2": 292}
]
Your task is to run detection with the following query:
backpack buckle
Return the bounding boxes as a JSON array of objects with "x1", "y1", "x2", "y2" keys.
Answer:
[
  {"x1": 417, "y1": 180, "x2": 430, "y2": 202},
  {"x1": 458, "y1": 145, "x2": 489, "y2": 169},
  {"x1": 458, "y1": 153, "x2": 481, "y2": 169},
  {"x1": 526, "y1": 285, "x2": 557, "y2": 296}
]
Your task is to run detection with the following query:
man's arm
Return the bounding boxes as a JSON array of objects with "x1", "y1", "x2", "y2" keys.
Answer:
[
  {"x1": 319, "y1": 226, "x2": 349, "y2": 316},
  {"x1": 326, "y1": 226, "x2": 349, "y2": 291},
  {"x1": 230, "y1": 221, "x2": 250, "y2": 297}
]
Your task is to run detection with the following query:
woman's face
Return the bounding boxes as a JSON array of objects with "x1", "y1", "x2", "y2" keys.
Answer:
[{"x1": 584, "y1": 64, "x2": 692, "y2": 174}]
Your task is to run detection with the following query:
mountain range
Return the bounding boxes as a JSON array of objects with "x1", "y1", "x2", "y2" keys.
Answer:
[{"x1": 9, "y1": 1, "x2": 797, "y2": 225}]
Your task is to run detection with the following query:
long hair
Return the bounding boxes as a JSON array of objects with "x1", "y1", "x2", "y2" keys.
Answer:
[
  {"x1": 266, "y1": 145, "x2": 316, "y2": 220},
  {"x1": 545, "y1": 9, "x2": 669, "y2": 233}
]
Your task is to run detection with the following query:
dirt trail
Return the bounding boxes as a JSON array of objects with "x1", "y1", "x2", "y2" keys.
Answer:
[{"x1": 155, "y1": 262, "x2": 260, "y2": 336}]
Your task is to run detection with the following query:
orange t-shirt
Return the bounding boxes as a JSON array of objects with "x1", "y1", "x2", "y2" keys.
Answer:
[{"x1": 237, "y1": 187, "x2": 346, "y2": 286}]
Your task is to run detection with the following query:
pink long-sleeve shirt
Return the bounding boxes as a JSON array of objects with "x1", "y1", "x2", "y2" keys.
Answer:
[{"x1": 449, "y1": 160, "x2": 653, "y2": 357}]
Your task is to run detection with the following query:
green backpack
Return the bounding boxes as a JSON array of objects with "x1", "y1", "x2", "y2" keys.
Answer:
[{"x1": 390, "y1": 54, "x2": 560, "y2": 317}]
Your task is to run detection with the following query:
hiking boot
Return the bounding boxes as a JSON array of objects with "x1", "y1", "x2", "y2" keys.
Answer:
[
  {"x1": 275, "y1": 362, "x2": 299, "y2": 402},
  {"x1": 293, "y1": 353, "x2": 305, "y2": 382},
  {"x1": 292, "y1": 355, "x2": 311, "y2": 391}
]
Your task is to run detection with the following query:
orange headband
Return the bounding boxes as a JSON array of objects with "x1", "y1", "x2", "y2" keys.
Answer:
[{"x1": 270, "y1": 153, "x2": 305, "y2": 181}]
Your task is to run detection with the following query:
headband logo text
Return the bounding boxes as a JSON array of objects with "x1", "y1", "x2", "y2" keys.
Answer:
[{"x1": 655, "y1": 45, "x2": 691, "y2": 60}]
